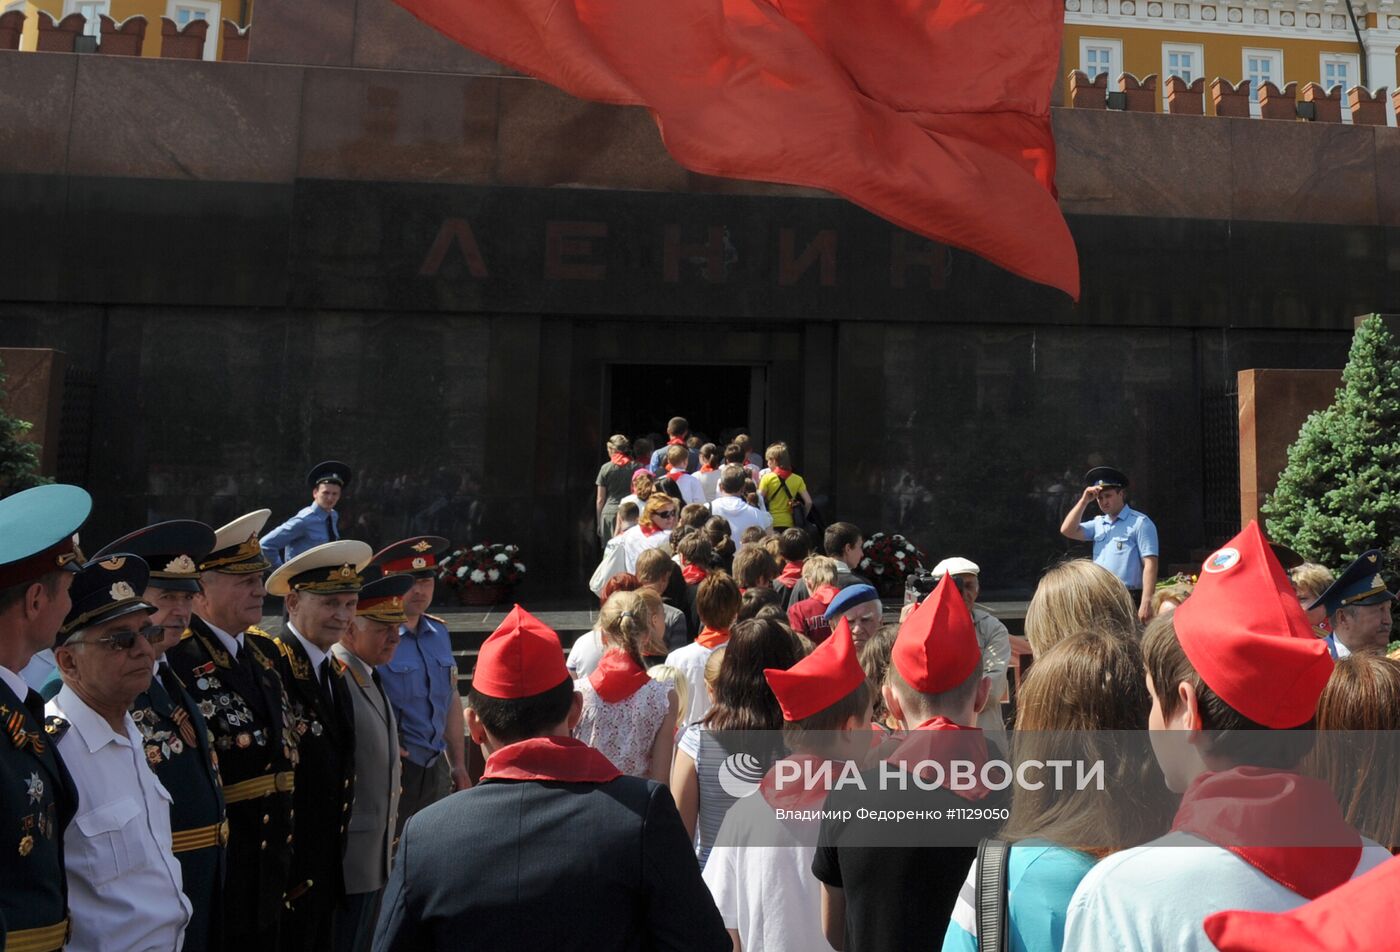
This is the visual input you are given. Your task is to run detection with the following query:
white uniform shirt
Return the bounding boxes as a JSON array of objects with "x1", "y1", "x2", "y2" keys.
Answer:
[
  {"x1": 664, "y1": 640, "x2": 720, "y2": 729},
  {"x1": 1063, "y1": 831, "x2": 1392, "y2": 952},
  {"x1": 707, "y1": 495, "x2": 774, "y2": 538},
  {"x1": 48, "y1": 684, "x2": 192, "y2": 952}
]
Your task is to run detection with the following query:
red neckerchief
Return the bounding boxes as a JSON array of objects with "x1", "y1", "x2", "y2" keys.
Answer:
[
  {"x1": 1171, "y1": 767, "x2": 1362, "y2": 899},
  {"x1": 481, "y1": 736, "x2": 622, "y2": 784},
  {"x1": 588, "y1": 650, "x2": 652, "y2": 703},
  {"x1": 813, "y1": 584, "x2": 840, "y2": 607},
  {"x1": 699, "y1": 464, "x2": 716, "y2": 473},
  {"x1": 760, "y1": 753, "x2": 842, "y2": 811},
  {"x1": 884, "y1": 716, "x2": 991, "y2": 802},
  {"x1": 777, "y1": 560, "x2": 804, "y2": 589},
  {"x1": 666, "y1": 436, "x2": 686, "y2": 446},
  {"x1": 696, "y1": 627, "x2": 729, "y2": 649},
  {"x1": 640, "y1": 524, "x2": 662, "y2": 537},
  {"x1": 609, "y1": 452, "x2": 632, "y2": 467},
  {"x1": 666, "y1": 470, "x2": 686, "y2": 482},
  {"x1": 770, "y1": 466, "x2": 794, "y2": 480},
  {"x1": 682, "y1": 563, "x2": 709, "y2": 585}
]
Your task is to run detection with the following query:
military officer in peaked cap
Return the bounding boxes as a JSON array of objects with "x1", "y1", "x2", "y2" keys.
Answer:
[
  {"x1": 93, "y1": 520, "x2": 227, "y2": 952},
  {"x1": 1309, "y1": 549, "x2": 1396, "y2": 659},
  {"x1": 370, "y1": 537, "x2": 469, "y2": 836},
  {"x1": 260, "y1": 461, "x2": 353, "y2": 570},
  {"x1": 1060, "y1": 465, "x2": 1161, "y2": 623},
  {"x1": 267, "y1": 541, "x2": 368, "y2": 952},
  {"x1": 329, "y1": 572, "x2": 411, "y2": 952},
  {"x1": 168, "y1": 510, "x2": 299, "y2": 949},
  {"x1": 47, "y1": 554, "x2": 192, "y2": 951},
  {"x1": 0, "y1": 484, "x2": 88, "y2": 952}
]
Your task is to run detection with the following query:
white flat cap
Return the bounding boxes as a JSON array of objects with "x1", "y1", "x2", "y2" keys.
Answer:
[{"x1": 931, "y1": 556, "x2": 980, "y2": 578}]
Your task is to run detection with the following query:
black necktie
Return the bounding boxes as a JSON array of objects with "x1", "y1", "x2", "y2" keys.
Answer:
[
  {"x1": 326, "y1": 513, "x2": 338, "y2": 541},
  {"x1": 319, "y1": 658, "x2": 334, "y2": 709},
  {"x1": 24, "y1": 688, "x2": 44, "y2": 724}
]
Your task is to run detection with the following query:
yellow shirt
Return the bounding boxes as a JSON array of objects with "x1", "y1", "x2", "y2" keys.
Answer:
[{"x1": 759, "y1": 472, "x2": 808, "y2": 528}]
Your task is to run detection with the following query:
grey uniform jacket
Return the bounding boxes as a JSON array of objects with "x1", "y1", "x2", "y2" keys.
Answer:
[{"x1": 330, "y1": 643, "x2": 402, "y2": 895}]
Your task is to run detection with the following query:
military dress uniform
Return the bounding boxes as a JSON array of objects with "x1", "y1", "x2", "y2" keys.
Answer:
[
  {"x1": 94, "y1": 519, "x2": 228, "y2": 952},
  {"x1": 167, "y1": 511, "x2": 299, "y2": 948},
  {"x1": 266, "y1": 541, "x2": 368, "y2": 952},
  {"x1": 259, "y1": 461, "x2": 353, "y2": 569},
  {"x1": 1309, "y1": 549, "x2": 1397, "y2": 659},
  {"x1": 0, "y1": 484, "x2": 89, "y2": 952}
]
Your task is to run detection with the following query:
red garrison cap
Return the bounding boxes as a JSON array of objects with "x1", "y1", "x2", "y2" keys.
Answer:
[
  {"x1": 892, "y1": 573, "x2": 980, "y2": 694},
  {"x1": 1204, "y1": 855, "x2": 1400, "y2": 952},
  {"x1": 472, "y1": 605, "x2": 570, "y2": 700},
  {"x1": 764, "y1": 617, "x2": 867, "y2": 722},
  {"x1": 1173, "y1": 520, "x2": 1333, "y2": 729}
]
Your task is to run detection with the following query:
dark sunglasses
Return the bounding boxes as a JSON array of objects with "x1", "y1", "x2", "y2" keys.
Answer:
[
  {"x1": 70, "y1": 623, "x2": 164, "y2": 652},
  {"x1": 655, "y1": 510, "x2": 678, "y2": 519}
]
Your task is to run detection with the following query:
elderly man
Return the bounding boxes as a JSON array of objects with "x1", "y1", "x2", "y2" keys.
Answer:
[
  {"x1": 47, "y1": 554, "x2": 192, "y2": 952},
  {"x1": 823, "y1": 584, "x2": 883, "y2": 650},
  {"x1": 267, "y1": 541, "x2": 368, "y2": 952},
  {"x1": 260, "y1": 460, "x2": 353, "y2": 569},
  {"x1": 0, "y1": 484, "x2": 88, "y2": 952},
  {"x1": 930, "y1": 557, "x2": 1011, "y2": 752},
  {"x1": 1309, "y1": 549, "x2": 1396, "y2": 659},
  {"x1": 330, "y1": 573, "x2": 410, "y2": 952},
  {"x1": 168, "y1": 510, "x2": 297, "y2": 948},
  {"x1": 371, "y1": 537, "x2": 470, "y2": 836},
  {"x1": 94, "y1": 521, "x2": 227, "y2": 952}
]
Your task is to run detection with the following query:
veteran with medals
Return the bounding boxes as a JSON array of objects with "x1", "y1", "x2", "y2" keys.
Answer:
[
  {"x1": 267, "y1": 541, "x2": 366, "y2": 952},
  {"x1": 0, "y1": 485, "x2": 88, "y2": 952},
  {"x1": 168, "y1": 510, "x2": 298, "y2": 949},
  {"x1": 47, "y1": 553, "x2": 192, "y2": 952},
  {"x1": 330, "y1": 573, "x2": 409, "y2": 952},
  {"x1": 94, "y1": 520, "x2": 227, "y2": 952}
]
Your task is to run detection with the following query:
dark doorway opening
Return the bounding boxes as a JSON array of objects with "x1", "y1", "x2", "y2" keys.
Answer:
[{"x1": 605, "y1": 364, "x2": 764, "y2": 451}]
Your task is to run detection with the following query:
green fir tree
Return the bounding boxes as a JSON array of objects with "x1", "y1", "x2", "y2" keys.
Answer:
[
  {"x1": 1262, "y1": 316, "x2": 1400, "y2": 632},
  {"x1": 0, "y1": 356, "x2": 50, "y2": 496}
]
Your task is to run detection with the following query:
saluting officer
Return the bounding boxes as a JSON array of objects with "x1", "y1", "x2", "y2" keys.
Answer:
[
  {"x1": 168, "y1": 510, "x2": 299, "y2": 949},
  {"x1": 260, "y1": 461, "x2": 353, "y2": 570},
  {"x1": 0, "y1": 484, "x2": 89, "y2": 952},
  {"x1": 370, "y1": 537, "x2": 469, "y2": 835},
  {"x1": 94, "y1": 520, "x2": 228, "y2": 952},
  {"x1": 267, "y1": 541, "x2": 367, "y2": 952}
]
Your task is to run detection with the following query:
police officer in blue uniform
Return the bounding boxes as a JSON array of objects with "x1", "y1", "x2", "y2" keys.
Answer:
[
  {"x1": 370, "y1": 537, "x2": 470, "y2": 835},
  {"x1": 260, "y1": 461, "x2": 353, "y2": 569},
  {"x1": 1060, "y1": 465, "x2": 1161, "y2": 622},
  {"x1": 1309, "y1": 549, "x2": 1396, "y2": 659},
  {"x1": 266, "y1": 541, "x2": 367, "y2": 952},
  {"x1": 169, "y1": 510, "x2": 299, "y2": 950},
  {"x1": 94, "y1": 520, "x2": 228, "y2": 952},
  {"x1": 0, "y1": 484, "x2": 89, "y2": 952}
]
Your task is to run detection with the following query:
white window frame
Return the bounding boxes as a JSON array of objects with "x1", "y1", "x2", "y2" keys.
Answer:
[
  {"x1": 165, "y1": 0, "x2": 219, "y2": 59},
  {"x1": 62, "y1": 0, "x2": 109, "y2": 40},
  {"x1": 1162, "y1": 42, "x2": 1205, "y2": 104},
  {"x1": 1319, "y1": 52, "x2": 1360, "y2": 123},
  {"x1": 1079, "y1": 37, "x2": 1122, "y2": 83},
  {"x1": 1242, "y1": 48, "x2": 1284, "y2": 115}
]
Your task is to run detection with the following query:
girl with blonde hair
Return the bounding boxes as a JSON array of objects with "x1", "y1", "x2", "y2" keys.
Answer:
[
  {"x1": 573, "y1": 589, "x2": 678, "y2": 782},
  {"x1": 1024, "y1": 559, "x2": 1138, "y2": 656}
]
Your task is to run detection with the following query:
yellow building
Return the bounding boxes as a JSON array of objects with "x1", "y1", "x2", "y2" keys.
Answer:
[
  {"x1": 1063, "y1": 0, "x2": 1400, "y2": 120},
  {"x1": 5, "y1": 0, "x2": 252, "y2": 59}
]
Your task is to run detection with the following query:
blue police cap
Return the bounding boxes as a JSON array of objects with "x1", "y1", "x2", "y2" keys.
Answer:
[
  {"x1": 1084, "y1": 466, "x2": 1128, "y2": 489},
  {"x1": 93, "y1": 520, "x2": 216, "y2": 593},
  {"x1": 824, "y1": 583, "x2": 880, "y2": 620},
  {"x1": 0, "y1": 484, "x2": 91, "y2": 590},
  {"x1": 307, "y1": 460, "x2": 353, "y2": 489},
  {"x1": 1308, "y1": 550, "x2": 1395, "y2": 616},
  {"x1": 59, "y1": 553, "x2": 155, "y2": 640}
]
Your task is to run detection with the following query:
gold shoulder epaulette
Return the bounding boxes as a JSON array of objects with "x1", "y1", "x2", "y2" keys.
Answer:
[
  {"x1": 424, "y1": 613, "x2": 446, "y2": 624},
  {"x1": 246, "y1": 626, "x2": 274, "y2": 640},
  {"x1": 275, "y1": 638, "x2": 295, "y2": 660},
  {"x1": 179, "y1": 627, "x2": 195, "y2": 642}
]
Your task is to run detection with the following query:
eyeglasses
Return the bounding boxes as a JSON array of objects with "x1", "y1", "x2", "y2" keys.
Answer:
[
  {"x1": 69, "y1": 624, "x2": 164, "y2": 652},
  {"x1": 655, "y1": 510, "x2": 678, "y2": 519}
]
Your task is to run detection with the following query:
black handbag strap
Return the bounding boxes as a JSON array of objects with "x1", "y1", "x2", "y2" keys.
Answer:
[{"x1": 975, "y1": 837, "x2": 1011, "y2": 952}]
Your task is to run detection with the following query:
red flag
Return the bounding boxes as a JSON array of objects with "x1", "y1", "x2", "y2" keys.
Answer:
[{"x1": 394, "y1": 0, "x2": 1079, "y2": 299}]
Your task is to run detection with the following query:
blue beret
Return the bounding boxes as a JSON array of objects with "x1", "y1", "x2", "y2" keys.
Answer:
[{"x1": 824, "y1": 583, "x2": 880, "y2": 620}]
